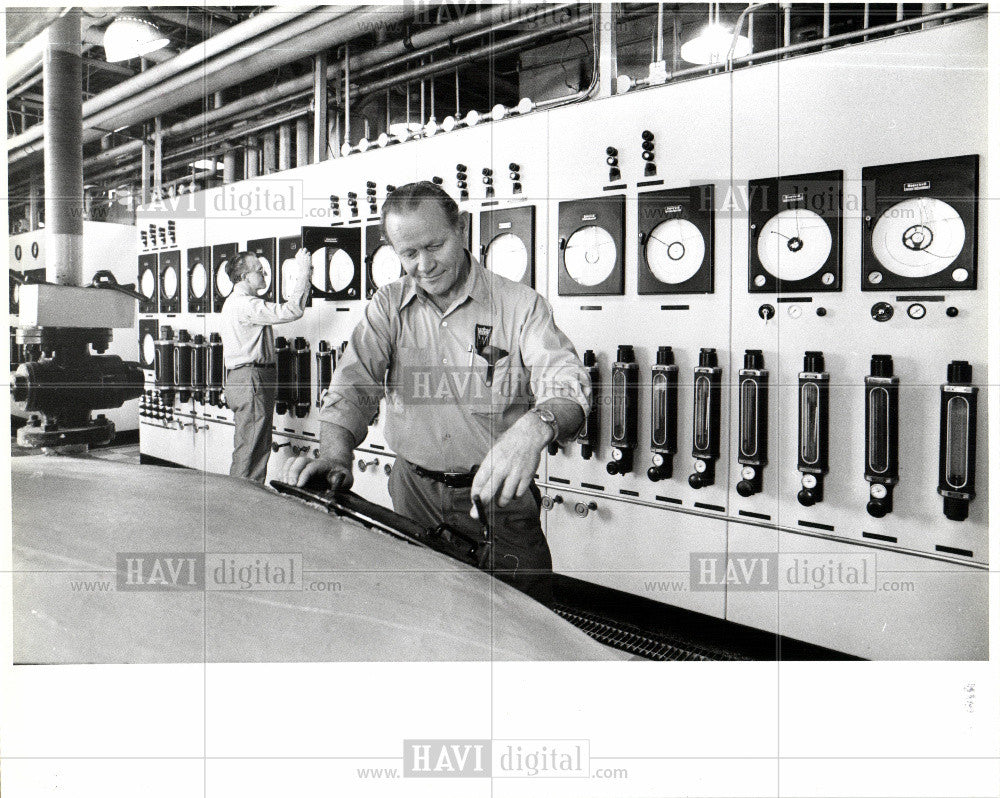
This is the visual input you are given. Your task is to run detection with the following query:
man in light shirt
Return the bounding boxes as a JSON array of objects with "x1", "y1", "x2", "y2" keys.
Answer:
[
  {"x1": 287, "y1": 182, "x2": 590, "y2": 603},
  {"x1": 221, "y1": 247, "x2": 312, "y2": 482}
]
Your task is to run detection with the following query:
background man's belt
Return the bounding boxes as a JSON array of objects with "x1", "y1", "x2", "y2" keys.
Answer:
[{"x1": 408, "y1": 460, "x2": 478, "y2": 488}]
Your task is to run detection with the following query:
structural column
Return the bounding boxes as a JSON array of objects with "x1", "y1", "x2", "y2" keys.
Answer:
[{"x1": 42, "y1": 9, "x2": 83, "y2": 285}]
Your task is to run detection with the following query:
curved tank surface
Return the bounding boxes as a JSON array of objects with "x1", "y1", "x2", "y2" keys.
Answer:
[{"x1": 11, "y1": 455, "x2": 626, "y2": 663}]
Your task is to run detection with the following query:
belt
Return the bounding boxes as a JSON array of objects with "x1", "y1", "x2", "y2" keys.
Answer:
[
  {"x1": 408, "y1": 460, "x2": 478, "y2": 488},
  {"x1": 227, "y1": 362, "x2": 275, "y2": 371}
]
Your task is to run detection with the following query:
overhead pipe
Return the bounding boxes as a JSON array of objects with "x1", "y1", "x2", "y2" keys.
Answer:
[
  {"x1": 149, "y1": 8, "x2": 232, "y2": 37},
  {"x1": 43, "y1": 9, "x2": 84, "y2": 286}
]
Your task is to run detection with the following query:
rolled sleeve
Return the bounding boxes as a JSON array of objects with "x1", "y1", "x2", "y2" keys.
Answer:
[
  {"x1": 239, "y1": 268, "x2": 312, "y2": 326},
  {"x1": 518, "y1": 294, "x2": 591, "y2": 415},
  {"x1": 318, "y1": 291, "x2": 393, "y2": 445}
]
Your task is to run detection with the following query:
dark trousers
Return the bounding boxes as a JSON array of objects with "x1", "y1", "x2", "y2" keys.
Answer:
[
  {"x1": 388, "y1": 458, "x2": 554, "y2": 605},
  {"x1": 226, "y1": 365, "x2": 276, "y2": 483}
]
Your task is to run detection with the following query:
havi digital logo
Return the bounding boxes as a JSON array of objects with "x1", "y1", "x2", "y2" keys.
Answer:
[{"x1": 403, "y1": 739, "x2": 490, "y2": 778}]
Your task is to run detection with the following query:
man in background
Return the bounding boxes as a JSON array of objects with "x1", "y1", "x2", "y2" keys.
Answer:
[{"x1": 221, "y1": 247, "x2": 312, "y2": 482}]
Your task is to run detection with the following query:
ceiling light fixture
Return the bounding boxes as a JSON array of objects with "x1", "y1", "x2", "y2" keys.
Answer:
[
  {"x1": 103, "y1": 15, "x2": 169, "y2": 63},
  {"x1": 680, "y1": 2, "x2": 752, "y2": 65}
]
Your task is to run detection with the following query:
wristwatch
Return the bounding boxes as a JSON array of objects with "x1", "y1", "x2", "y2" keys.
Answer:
[{"x1": 529, "y1": 406, "x2": 559, "y2": 445}]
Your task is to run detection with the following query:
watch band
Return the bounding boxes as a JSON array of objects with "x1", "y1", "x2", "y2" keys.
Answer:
[{"x1": 530, "y1": 406, "x2": 559, "y2": 444}]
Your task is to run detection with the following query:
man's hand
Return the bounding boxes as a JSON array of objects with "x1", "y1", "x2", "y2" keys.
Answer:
[
  {"x1": 295, "y1": 246, "x2": 313, "y2": 273},
  {"x1": 470, "y1": 412, "x2": 551, "y2": 518},
  {"x1": 284, "y1": 455, "x2": 354, "y2": 492}
]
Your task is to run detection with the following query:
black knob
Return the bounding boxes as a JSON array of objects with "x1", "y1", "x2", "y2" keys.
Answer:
[
  {"x1": 641, "y1": 130, "x2": 654, "y2": 141},
  {"x1": 698, "y1": 348, "x2": 718, "y2": 368},
  {"x1": 512, "y1": 182, "x2": 522, "y2": 193},
  {"x1": 803, "y1": 350, "x2": 825, "y2": 372},
  {"x1": 647, "y1": 465, "x2": 668, "y2": 482},
  {"x1": 482, "y1": 176, "x2": 493, "y2": 185},
  {"x1": 606, "y1": 156, "x2": 619, "y2": 167},
  {"x1": 366, "y1": 181, "x2": 376, "y2": 188},
  {"x1": 456, "y1": 164, "x2": 467, "y2": 172},
  {"x1": 797, "y1": 488, "x2": 817, "y2": 507},
  {"x1": 688, "y1": 473, "x2": 708, "y2": 489},
  {"x1": 347, "y1": 192, "x2": 357, "y2": 198},
  {"x1": 943, "y1": 496, "x2": 969, "y2": 522},
  {"x1": 743, "y1": 349, "x2": 764, "y2": 370},
  {"x1": 946, "y1": 306, "x2": 959, "y2": 318},
  {"x1": 606, "y1": 146, "x2": 618, "y2": 157},
  {"x1": 485, "y1": 186, "x2": 495, "y2": 198},
  {"x1": 432, "y1": 176, "x2": 443, "y2": 185},
  {"x1": 642, "y1": 140, "x2": 654, "y2": 152},
  {"x1": 816, "y1": 307, "x2": 827, "y2": 317},
  {"x1": 736, "y1": 480, "x2": 757, "y2": 497},
  {"x1": 583, "y1": 349, "x2": 596, "y2": 367},
  {"x1": 947, "y1": 360, "x2": 973, "y2": 385},
  {"x1": 482, "y1": 167, "x2": 493, "y2": 176},
  {"x1": 866, "y1": 498, "x2": 889, "y2": 519},
  {"x1": 656, "y1": 345, "x2": 674, "y2": 366},
  {"x1": 606, "y1": 461, "x2": 623, "y2": 475},
  {"x1": 870, "y1": 354, "x2": 893, "y2": 378},
  {"x1": 460, "y1": 190, "x2": 469, "y2": 200},
  {"x1": 609, "y1": 167, "x2": 621, "y2": 181},
  {"x1": 616, "y1": 344, "x2": 635, "y2": 363},
  {"x1": 758, "y1": 304, "x2": 775, "y2": 321},
  {"x1": 386, "y1": 184, "x2": 397, "y2": 192},
  {"x1": 456, "y1": 180, "x2": 467, "y2": 189},
  {"x1": 509, "y1": 162, "x2": 520, "y2": 171},
  {"x1": 547, "y1": 442, "x2": 559, "y2": 456}
]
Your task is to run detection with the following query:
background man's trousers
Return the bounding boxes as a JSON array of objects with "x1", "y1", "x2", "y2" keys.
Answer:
[
  {"x1": 388, "y1": 457, "x2": 554, "y2": 605},
  {"x1": 226, "y1": 364, "x2": 276, "y2": 483}
]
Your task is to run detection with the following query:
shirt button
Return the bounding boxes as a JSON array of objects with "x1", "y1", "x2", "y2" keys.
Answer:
[
  {"x1": 442, "y1": 321, "x2": 448, "y2": 327},
  {"x1": 442, "y1": 358, "x2": 448, "y2": 364}
]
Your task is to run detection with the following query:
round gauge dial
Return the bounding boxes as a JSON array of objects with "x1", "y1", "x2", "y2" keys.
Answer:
[
  {"x1": 140, "y1": 269, "x2": 156, "y2": 299},
  {"x1": 215, "y1": 261, "x2": 233, "y2": 297},
  {"x1": 564, "y1": 225, "x2": 617, "y2": 286},
  {"x1": 871, "y1": 197, "x2": 966, "y2": 278},
  {"x1": 371, "y1": 245, "x2": 403, "y2": 289},
  {"x1": 142, "y1": 333, "x2": 156, "y2": 365},
  {"x1": 327, "y1": 249, "x2": 356, "y2": 292},
  {"x1": 255, "y1": 257, "x2": 272, "y2": 296},
  {"x1": 190, "y1": 262, "x2": 208, "y2": 298},
  {"x1": 644, "y1": 218, "x2": 705, "y2": 284},
  {"x1": 162, "y1": 265, "x2": 178, "y2": 298},
  {"x1": 485, "y1": 232, "x2": 528, "y2": 282},
  {"x1": 757, "y1": 208, "x2": 832, "y2": 282}
]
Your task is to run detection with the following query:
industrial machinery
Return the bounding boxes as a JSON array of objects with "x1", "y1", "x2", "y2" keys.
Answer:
[{"x1": 133, "y1": 16, "x2": 988, "y2": 660}]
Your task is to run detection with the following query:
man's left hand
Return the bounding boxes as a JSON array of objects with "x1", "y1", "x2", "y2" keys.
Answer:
[{"x1": 470, "y1": 412, "x2": 551, "y2": 518}]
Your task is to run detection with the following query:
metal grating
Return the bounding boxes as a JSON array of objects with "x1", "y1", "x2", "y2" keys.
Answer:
[{"x1": 554, "y1": 604, "x2": 744, "y2": 662}]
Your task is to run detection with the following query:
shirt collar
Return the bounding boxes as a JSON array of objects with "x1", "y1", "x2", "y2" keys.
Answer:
[{"x1": 399, "y1": 251, "x2": 487, "y2": 312}]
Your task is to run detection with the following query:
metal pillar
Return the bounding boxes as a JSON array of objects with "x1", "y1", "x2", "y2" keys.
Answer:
[
  {"x1": 27, "y1": 177, "x2": 40, "y2": 231},
  {"x1": 43, "y1": 9, "x2": 83, "y2": 286},
  {"x1": 245, "y1": 138, "x2": 259, "y2": 178},
  {"x1": 223, "y1": 149, "x2": 237, "y2": 184},
  {"x1": 597, "y1": 3, "x2": 617, "y2": 99},
  {"x1": 296, "y1": 118, "x2": 310, "y2": 167},
  {"x1": 262, "y1": 131, "x2": 277, "y2": 174},
  {"x1": 313, "y1": 52, "x2": 328, "y2": 163},
  {"x1": 153, "y1": 116, "x2": 163, "y2": 197},
  {"x1": 278, "y1": 123, "x2": 292, "y2": 171}
]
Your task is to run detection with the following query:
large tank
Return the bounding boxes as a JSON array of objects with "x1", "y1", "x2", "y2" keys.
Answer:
[{"x1": 11, "y1": 455, "x2": 625, "y2": 662}]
